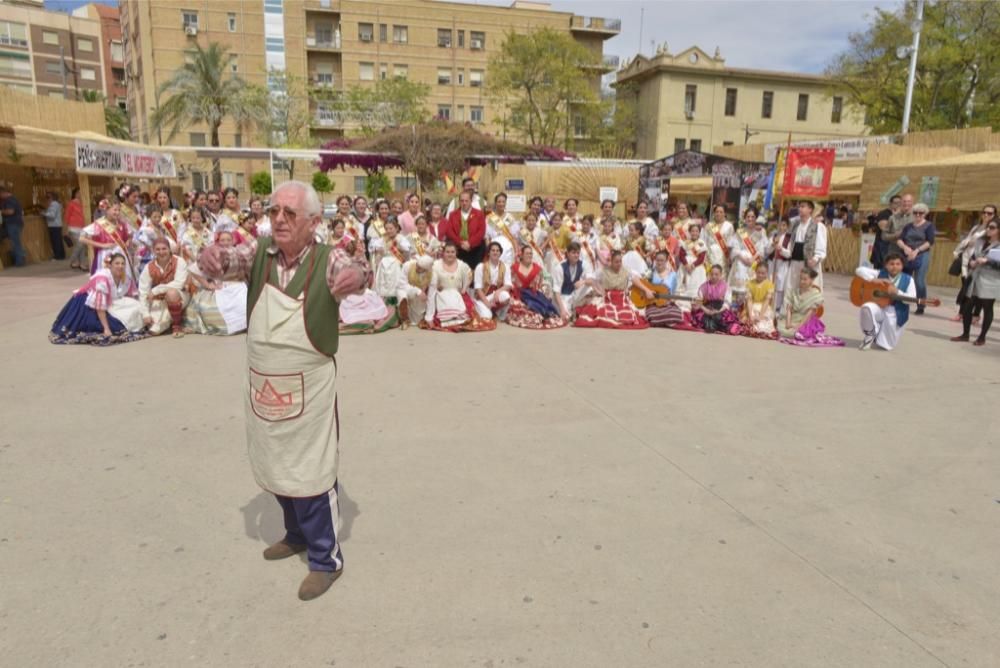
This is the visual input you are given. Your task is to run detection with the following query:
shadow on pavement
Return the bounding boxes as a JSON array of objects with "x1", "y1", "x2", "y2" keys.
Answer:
[{"x1": 239, "y1": 485, "x2": 360, "y2": 545}]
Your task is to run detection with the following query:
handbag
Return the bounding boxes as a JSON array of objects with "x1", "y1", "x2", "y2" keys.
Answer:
[{"x1": 947, "y1": 256, "x2": 962, "y2": 277}]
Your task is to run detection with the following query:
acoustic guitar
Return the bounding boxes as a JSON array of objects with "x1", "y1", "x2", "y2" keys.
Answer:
[
  {"x1": 849, "y1": 276, "x2": 941, "y2": 309},
  {"x1": 629, "y1": 278, "x2": 697, "y2": 309}
]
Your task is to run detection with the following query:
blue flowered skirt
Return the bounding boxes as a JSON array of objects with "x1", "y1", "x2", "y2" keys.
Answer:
[{"x1": 49, "y1": 294, "x2": 146, "y2": 346}]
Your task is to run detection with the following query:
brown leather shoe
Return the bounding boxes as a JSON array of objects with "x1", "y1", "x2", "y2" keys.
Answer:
[
  {"x1": 262, "y1": 540, "x2": 307, "y2": 561},
  {"x1": 298, "y1": 569, "x2": 343, "y2": 601}
]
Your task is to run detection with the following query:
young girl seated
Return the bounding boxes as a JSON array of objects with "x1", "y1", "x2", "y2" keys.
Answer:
[
  {"x1": 778, "y1": 267, "x2": 844, "y2": 347},
  {"x1": 690, "y1": 264, "x2": 739, "y2": 334},
  {"x1": 741, "y1": 262, "x2": 776, "y2": 338}
]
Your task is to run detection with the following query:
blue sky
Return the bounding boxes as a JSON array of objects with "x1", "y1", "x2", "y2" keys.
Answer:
[{"x1": 46, "y1": 0, "x2": 897, "y2": 74}]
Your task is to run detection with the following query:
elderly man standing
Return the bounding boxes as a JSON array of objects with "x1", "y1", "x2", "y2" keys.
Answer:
[
  {"x1": 200, "y1": 181, "x2": 369, "y2": 601},
  {"x1": 880, "y1": 193, "x2": 914, "y2": 262}
]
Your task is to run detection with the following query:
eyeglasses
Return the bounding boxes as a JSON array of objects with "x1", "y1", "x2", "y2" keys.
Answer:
[
  {"x1": 988, "y1": 224, "x2": 999, "y2": 230},
  {"x1": 983, "y1": 211, "x2": 996, "y2": 217},
  {"x1": 914, "y1": 211, "x2": 927, "y2": 216}
]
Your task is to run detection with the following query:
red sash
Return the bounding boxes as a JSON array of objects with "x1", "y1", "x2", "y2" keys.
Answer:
[
  {"x1": 742, "y1": 234, "x2": 758, "y2": 259},
  {"x1": 713, "y1": 229, "x2": 730, "y2": 259},
  {"x1": 581, "y1": 239, "x2": 596, "y2": 267}
]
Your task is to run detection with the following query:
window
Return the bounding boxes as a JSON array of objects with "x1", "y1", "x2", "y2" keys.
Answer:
[
  {"x1": 189, "y1": 132, "x2": 206, "y2": 147},
  {"x1": 761, "y1": 91, "x2": 773, "y2": 119},
  {"x1": 831, "y1": 96, "x2": 843, "y2": 123},
  {"x1": 116, "y1": 96, "x2": 126, "y2": 111},
  {"x1": 457, "y1": 30, "x2": 464, "y2": 48},
  {"x1": 394, "y1": 64, "x2": 408, "y2": 79},
  {"x1": 379, "y1": 23, "x2": 387, "y2": 42},
  {"x1": 0, "y1": 21, "x2": 28, "y2": 48},
  {"x1": 80, "y1": 67, "x2": 96, "y2": 81},
  {"x1": 684, "y1": 84, "x2": 697, "y2": 115},
  {"x1": 379, "y1": 63, "x2": 387, "y2": 80},
  {"x1": 797, "y1": 93, "x2": 809, "y2": 121},
  {"x1": 723, "y1": 141, "x2": 734, "y2": 146},
  {"x1": 42, "y1": 30, "x2": 59, "y2": 46},
  {"x1": 573, "y1": 114, "x2": 586, "y2": 138},
  {"x1": 315, "y1": 62, "x2": 334, "y2": 86},
  {"x1": 110, "y1": 40, "x2": 124, "y2": 62},
  {"x1": 112, "y1": 67, "x2": 125, "y2": 85},
  {"x1": 437, "y1": 28, "x2": 451, "y2": 48},
  {"x1": 0, "y1": 53, "x2": 30, "y2": 78},
  {"x1": 674, "y1": 138, "x2": 686, "y2": 153},
  {"x1": 358, "y1": 23, "x2": 373, "y2": 42},
  {"x1": 437, "y1": 104, "x2": 451, "y2": 120},
  {"x1": 359, "y1": 62, "x2": 374, "y2": 81},
  {"x1": 315, "y1": 22, "x2": 333, "y2": 44},
  {"x1": 437, "y1": 67, "x2": 451, "y2": 85},
  {"x1": 393, "y1": 25, "x2": 407, "y2": 43},
  {"x1": 394, "y1": 176, "x2": 417, "y2": 191},
  {"x1": 456, "y1": 105, "x2": 465, "y2": 122},
  {"x1": 223, "y1": 172, "x2": 245, "y2": 190},
  {"x1": 470, "y1": 106, "x2": 483, "y2": 123},
  {"x1": 182, "y1": 11, "x2": 198, "y2": 30},
  {"x1": 470, "y1": 31, "x2": 485, "y2": 50},
  {"x1": 690, "y1": 139, "x2": 702, "y2": 152},
  {"x1": 77, "y1": 37, "x2": 93, "y2": 52},
  {"x1": 724, "y1": 88, "x2": 737, "y2": 116},
  {"x1": 228, "y1": 13, "x2": 237, "y2": 32},
  {"x1": 457, "y1": 69, "x2": 464, "y2": 85},
  {"x1": 2, "y1": 82, "x2": 33, "y2": 94},
  {"x1": 231, "y1": 56, "x2": 239, "y2": 73},
  {"x1": 45, "y1": 60, "x2": 62, "y2": 75},
  {"x1": 353, "y1": 176, "x2": 367, "y2": 192},
  {"x1": 264, "y1": 0, "x2": 282, "y2": 14},
  {"x1": 470, "y1": 69, "x2": 483, "y2": 88},
  {"x1": 192, "y1": 172, "x2": 206, "y2": 191},
  {"x1": 265, "y1": 37, "x2": 284, "y2": 52},
  {"x1": 234, "y1": 133, "x2": 242, "y2": 148}
]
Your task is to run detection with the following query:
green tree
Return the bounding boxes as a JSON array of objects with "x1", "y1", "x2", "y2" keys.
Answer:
[
  {"x1": 257, "y1": 68, "x2": 314, "y2": 150},
  {"x1": 150, "y1": 42, "x2": 264, "y2": 190},
  {"x1": 318, "y1": 77, "x2": 431, "y2": 137},
  {"x1": 81, "y1": 90, "x2": 130, "y2": 140},
  {"x1": 488, "y1": 28, "x2": 603, "y2": 148},
  {"x1": 827, "y1": 0, "x2": 1000, "y2": 133},
  {"x1": 365, "y1": 171, "x2": 392, "y2": 200},
  {"x1": 250, "y1": 171, "x2": 272, "y2": 196},
  {"x1": 312, "y1": 171, "x2": 333, "y2": 202}
]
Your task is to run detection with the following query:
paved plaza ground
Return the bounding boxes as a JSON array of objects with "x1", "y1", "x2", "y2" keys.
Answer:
[{"x1": 1, "y1": 261, "x2": 998, "y2": 667}]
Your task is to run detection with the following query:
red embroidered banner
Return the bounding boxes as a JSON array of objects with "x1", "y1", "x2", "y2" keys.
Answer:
[{"x1": 782, "y1": 148, "x2": 835, "y2": 197}]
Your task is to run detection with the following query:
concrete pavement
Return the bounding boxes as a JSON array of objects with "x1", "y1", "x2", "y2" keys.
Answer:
[{"x1": 1, "y1": 261, "x2": 997, "y2": 667}]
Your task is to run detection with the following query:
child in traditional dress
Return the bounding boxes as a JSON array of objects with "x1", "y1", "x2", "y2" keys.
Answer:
[
  {"x1": 778, "y1": 268, "x2": 844, "y2": 347},
  {"x1": 742, "y1": 262, "x2": 776, "y2": 338}
]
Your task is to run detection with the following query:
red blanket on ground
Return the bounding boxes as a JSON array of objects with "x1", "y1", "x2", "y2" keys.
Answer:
[{"x1": 574, "y1": 290, "x2": 649, "y2": 329}]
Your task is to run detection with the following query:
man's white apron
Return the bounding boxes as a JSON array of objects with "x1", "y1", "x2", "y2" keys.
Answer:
[{"x1": 246, "y1": 283, "x2": 338, "y2": 497}]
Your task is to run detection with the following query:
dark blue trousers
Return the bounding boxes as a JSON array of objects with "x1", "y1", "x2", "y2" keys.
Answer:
[{"x1": 275, "y1": 481, "x2": 343, "y2": 572}]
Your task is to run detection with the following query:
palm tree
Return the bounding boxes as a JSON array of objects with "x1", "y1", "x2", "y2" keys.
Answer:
[
  {"x1": 81, "y1": 90, "x2": 131, "y2": 140},
  {"x1": 150, "y1": 42, "x2": 263, "y2": 190}
]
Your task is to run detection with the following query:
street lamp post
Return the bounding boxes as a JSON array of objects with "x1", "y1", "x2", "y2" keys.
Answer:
[{"x1": 900, "y1": 0, "x2": 924, "y2": 135}]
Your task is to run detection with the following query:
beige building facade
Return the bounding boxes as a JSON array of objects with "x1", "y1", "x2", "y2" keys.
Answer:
[
  {"x1": 121, "y1": 0, "x2": 619, "y2": 158},
  {"x1": 617, "y1": 46, "x2": 868, "y2": 160},
  {"x1": 0, "y1": 0, "x2": 107, "y2": 101}
]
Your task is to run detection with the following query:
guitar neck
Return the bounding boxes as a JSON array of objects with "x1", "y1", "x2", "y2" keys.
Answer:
[{"x1": 873, "y1": 291, "x2": 933, "y2": 306}]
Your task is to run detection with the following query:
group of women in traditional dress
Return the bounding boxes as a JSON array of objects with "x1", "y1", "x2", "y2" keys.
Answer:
[
  {"x1": 311, "y1": 191, "x2": 842, "y2": 347},
  {"x1": 50, "y1": 185, "x2": 846, "y2": 349},
  {"x1": 50, "y1": 185, "x2": 260, "y2": 345}
]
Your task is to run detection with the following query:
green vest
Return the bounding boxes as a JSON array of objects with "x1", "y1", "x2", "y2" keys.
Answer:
[{"x1": 247, "y1": 238, "x2": 341, "y2": 357}]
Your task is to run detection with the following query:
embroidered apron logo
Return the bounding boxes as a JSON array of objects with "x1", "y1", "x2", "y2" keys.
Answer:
[{"x1": 249, "y1": 369, "x2": 305, "y2": 421}]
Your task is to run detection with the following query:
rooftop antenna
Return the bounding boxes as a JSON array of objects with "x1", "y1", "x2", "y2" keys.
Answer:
[{"x1": 638, "y1": 6, "x2": 644, "y2": 55}]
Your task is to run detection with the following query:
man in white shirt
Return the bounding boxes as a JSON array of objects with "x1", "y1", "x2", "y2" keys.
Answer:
[
  {"x1": 552, "y1": 242, "x2": 593, "y2": 320},
  {"x1": 856, "y1": 252, "x2": 917, "y2": 351},
  {"x1": 445, "y1": 177, "x2": 482, "y2": 216},
  {"x1": 785, "y1": 200, "x2": 827, "y2": 295}
]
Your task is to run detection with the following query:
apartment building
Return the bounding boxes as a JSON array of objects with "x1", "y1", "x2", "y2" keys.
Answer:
[
  {"x1": 72, "y1": 2, "x2": 127, "y2": 112},
  {"x1": 121, "y1": 0, "x2": 620, "y2": 149},
  {"x1": 0, "y1": 0, "x2": 106, "y2": 100},
  {"x1": 616, "y1": 46, "x2": 868, "y2": 160}
]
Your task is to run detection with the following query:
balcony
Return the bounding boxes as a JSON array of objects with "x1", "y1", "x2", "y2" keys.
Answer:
[
  {"x1": 304, "y1": 0, "x2": 340, "y2": 13},
  {"x1": 570, "y1": 16, "x2": 621, "y2": 37},
  {"x1": 306, "y1": 33, "x2": 341, "y2": 50},
  {"x1": 312, "y1": 108, "x2": 346, "y2": 128},
  {"x1": 0, "y1": 34, "x2": 28, "y2": 49},
  {"x1": 581, "y1": 54, "x2": 621, "y2": 72}
]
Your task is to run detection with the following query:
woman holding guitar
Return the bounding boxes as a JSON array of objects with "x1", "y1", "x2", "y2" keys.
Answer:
[{"x1": 641, "y1": 250, "x2": 684, "y2": 328}]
